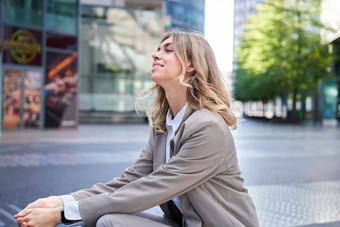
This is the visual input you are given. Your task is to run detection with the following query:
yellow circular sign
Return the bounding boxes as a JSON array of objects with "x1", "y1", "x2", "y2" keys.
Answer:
[{"x1": 10, "y1": 29, "x2": 41, "y2": 64}]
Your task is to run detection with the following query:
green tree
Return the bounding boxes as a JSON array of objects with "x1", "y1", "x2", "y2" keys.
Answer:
[{"x1": 235, "y1": 0, "x2": 333, "y2": 122}]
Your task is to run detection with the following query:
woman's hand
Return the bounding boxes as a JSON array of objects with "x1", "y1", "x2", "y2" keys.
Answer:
[
  {"x1": 14, "y1": 196, "x2": 64, "y2": 226},
  {"x1": 14, "y1": 196, "x2": 63, "y2": 219},
  {"x1": 27, "y1": 196, "x2": 63, "y2": 209},
  {"x1": 15, "y1": 206, "x2": 63, "y2": 227}
]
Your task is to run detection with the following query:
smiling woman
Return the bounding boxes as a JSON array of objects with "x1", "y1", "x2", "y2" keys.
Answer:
[{"x1": 15, "y1": 30, "x2": 259, "y2": 227}]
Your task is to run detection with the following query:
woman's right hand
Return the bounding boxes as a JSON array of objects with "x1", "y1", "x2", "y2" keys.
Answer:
[
  {"x1": 14, "y1": 196, "x2": 63, "y2": 219},
  {"x1": 15, "y1": 206, "x2": 63, "y2": 227}
]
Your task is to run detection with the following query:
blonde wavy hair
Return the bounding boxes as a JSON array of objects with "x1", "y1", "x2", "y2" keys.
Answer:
[{"x1": 146, "y1": 30, "x2": 237, "y2": 133}]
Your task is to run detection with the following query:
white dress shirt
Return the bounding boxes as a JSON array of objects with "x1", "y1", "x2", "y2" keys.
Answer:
[
  {"x1": 61, "y1": 194, "x2": 81, "y2": 221},
  {"x1": 62, "y1": 103, "x2": 188, "y2": 220},
  {"x1": 165, "y1": 103, "x2": 188, "y2": 213}
]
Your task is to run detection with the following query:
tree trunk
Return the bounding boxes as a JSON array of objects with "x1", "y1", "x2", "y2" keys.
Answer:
[
  {"x1": 262, "y1": 101, "x2": 266, "y2": 117},
  {"x1": 301, "y1": 91, "x2": 306, "y2": 121},
  {"x1": 313, "y1": 90, "x2": 320, "y2": 123},
  {"x1": 282, "y1": 93, "x2": 288, "y2": 119},
  {"x1": 292, "y1": 89, "x2": 298, "y2": 122}
]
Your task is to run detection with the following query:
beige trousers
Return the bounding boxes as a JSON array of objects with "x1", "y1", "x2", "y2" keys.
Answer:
[{"x1": 95, "y1": 212, "x2": 181, "y2": 227}]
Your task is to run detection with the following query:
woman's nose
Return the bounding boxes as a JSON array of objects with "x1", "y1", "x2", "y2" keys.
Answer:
[{"x1": 152, "y1": 52, "x2": 160, "y2": 60}]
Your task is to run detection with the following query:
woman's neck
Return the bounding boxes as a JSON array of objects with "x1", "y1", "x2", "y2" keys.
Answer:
[{"x1": 165, "y1": 87, "x2": 188, "y2": 118}]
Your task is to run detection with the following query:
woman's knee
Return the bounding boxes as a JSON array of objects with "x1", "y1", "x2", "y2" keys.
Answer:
[
  {"x1": 96, "y1": 213, "x2": 172, "y2": 227},
  {"x1": 96, "y1": 214, "x2": 125, "y2": 227}
]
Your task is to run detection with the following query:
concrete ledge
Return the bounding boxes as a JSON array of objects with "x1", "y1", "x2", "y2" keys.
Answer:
[{"x1": 80, "y1": 111, "x2": 148, "y2": 124}]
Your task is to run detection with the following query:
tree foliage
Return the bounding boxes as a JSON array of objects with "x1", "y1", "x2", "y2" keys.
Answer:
[{"x1": 234, "y1": 0, "x2": 333, "y2": 110}]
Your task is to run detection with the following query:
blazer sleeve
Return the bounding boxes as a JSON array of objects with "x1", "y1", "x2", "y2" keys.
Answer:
[
  {"x1": 77, "y1": 119, "x2": 234, "y2": 227},
  {"x1": 70, "y1": 129, "x2": 154, "y2": 201}
]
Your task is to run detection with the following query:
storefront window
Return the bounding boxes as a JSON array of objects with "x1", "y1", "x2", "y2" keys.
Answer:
[
  {"x1": 46, "y1": 0, "x2": 78, "y2": 35},
  {"x1": 3, "y1": 0, "x2": 43, "y2": 27},
  {"x1": 3, "y1": 69, "x2": 42, "y2": 129},
  {"x1": 80, "y1": 7, "x2": 163, "y2": 112}
]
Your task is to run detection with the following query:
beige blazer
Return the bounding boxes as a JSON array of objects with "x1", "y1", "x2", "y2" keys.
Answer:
[{"x1": 71, "y1": 107, "x2": 259, "y2": 227}]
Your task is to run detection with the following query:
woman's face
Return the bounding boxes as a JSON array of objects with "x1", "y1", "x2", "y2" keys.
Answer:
[{"x1": 151, "y1": 36, "x2": 182, "y2": 88}]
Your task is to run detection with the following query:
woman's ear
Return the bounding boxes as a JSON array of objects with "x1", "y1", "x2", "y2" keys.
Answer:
[{"x1": 186, "y1": 62, "x2": 195, "y2": 73}]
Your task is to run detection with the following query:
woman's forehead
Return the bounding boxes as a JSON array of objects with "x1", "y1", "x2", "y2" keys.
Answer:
[
  {"x1": 157, "y1": 36, "x2": 174, "y2": 51},
  {"x1": 161, "y1": 36, "x2": 173, "y2": 46}
]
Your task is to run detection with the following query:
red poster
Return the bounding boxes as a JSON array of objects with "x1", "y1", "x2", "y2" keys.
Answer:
[{"x1": 44, "y1": 52, "x2": 78, "y2": 128}]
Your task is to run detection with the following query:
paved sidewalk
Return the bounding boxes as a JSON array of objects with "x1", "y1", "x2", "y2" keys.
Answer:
[
  {"x1": 0, "y1": 119, "x2": 339, "y2": 226},
  {"x1": 249, "y1": 180, "x2": 340, "y2": 226}
]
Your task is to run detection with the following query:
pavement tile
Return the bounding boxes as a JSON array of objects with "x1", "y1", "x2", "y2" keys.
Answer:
[{"x1": 248, "y1": 180, "x2": 340, "y2": 227}]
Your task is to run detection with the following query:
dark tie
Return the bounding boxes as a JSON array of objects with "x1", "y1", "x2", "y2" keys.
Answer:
[{"x1": 167, "y1": 200, "x2": 183, "y2": 224}]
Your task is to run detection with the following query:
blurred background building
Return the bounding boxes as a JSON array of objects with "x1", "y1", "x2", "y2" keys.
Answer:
[
  {"x1": 0, "y1": 0, "x2": 80, "y2": 130},
  {"x1": 165, "y1": 0, "x2": 205, "y2": 34},
  {"x1": 78, "y1": 1, "x2": 164, "y2": 124},
  {"x1": 0, "y1": 0, "x2": 205, "y2": 131}
]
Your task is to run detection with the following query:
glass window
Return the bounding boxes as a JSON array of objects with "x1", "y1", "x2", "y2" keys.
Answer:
[
  {"x1": 80, "y1": 7, "x2": 164, "y2": 112},
  {"x1": 3, "y1": 0, "x2": 43, "y2": 27},
  {"x1": 3, "y1": 69, "x2": 42, "y2": 129},
  {"x1": 194, "y1": 0, "x2": 205, "y2": 12},
  {"x1": 173, "y1": 4, "x2": 185, "y2": 20},
  {"x1": 46, "y1": 31, "x2": 77, "y2": 50},
  {"x1": 46, "y1": 0, "x2": 78, "y2": 35},
  {"x1": 193, "y1": 10, "x2": 203, "y2": 28}
]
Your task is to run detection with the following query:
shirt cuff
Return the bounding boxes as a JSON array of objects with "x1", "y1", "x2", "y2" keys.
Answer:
[{"x1": 61, "y1": 195, "x2": 82, "y2": 221}]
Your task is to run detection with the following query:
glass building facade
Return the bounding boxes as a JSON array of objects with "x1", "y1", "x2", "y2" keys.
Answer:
[
  {"x1": 79, "y1": 5, "x2": 164, "y2": 114},
  {"x1": 165, "y1": 0, "x2": 205, "y2": 33},
  {"x1": 0, "y1": 0, "x2": 80, "y2": 130},
  {"x1": 1, "y1": 0, "x2": 201, "y2": 129}
]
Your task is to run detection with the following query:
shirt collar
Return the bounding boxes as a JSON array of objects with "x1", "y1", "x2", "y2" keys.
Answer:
[{"x1": 166, "y1": 103, "x2": 188, "y2": 132}]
